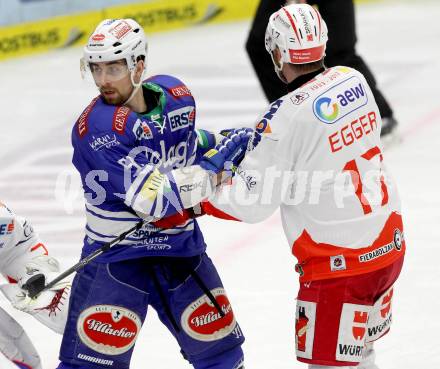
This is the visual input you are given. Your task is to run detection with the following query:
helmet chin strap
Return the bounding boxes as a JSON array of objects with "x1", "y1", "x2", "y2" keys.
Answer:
[
  {"x1": 274, "y1": 63, "x2": 288, "y2": 84},
  {"x1": 123, "y1": 69, "x2": 145, "y2": 106}
]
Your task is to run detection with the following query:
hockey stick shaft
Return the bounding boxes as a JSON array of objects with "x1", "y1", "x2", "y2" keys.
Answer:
[{"x1": 25, "y1": 220, "x2": 145, "y2": 298}]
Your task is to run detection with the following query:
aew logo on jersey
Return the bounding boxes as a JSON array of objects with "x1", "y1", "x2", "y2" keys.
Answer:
[
  {"x1": 168, "y1": 106, "x2": 195, "y2": 132},
  {"x1": 313, "y1": 76, "x2": 368, "y2": 124}
]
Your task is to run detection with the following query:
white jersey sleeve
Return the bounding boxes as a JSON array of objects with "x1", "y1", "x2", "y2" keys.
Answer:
[
  {"x1": 0, "y1": 203, "x2": 70, "y2": 335},
  {"x1": 0, "y1": 307, "x2": 42, "y2": 369},
  {"x1": 208, "y1": 67, "x2": 405, "y2": 281},
  {"x1": 0, "y1": 204, "x2": 47, "y2": 284},
  {"x1": 208, "y1": 98, "x2": 301, "y2": 223}
]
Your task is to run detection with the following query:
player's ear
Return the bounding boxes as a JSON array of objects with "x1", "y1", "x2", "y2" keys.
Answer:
[
  {"x1": 136, "y1": 60, "x2": 144, "y2": 74},
  {"x1": 273, "y1": 47, "x2": 282, "y2": 68},
  {"x1": 133, "y1": 60, "x2": 144, "y2": 83}
]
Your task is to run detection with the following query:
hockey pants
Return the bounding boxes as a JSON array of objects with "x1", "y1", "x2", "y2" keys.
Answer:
[{"x1": 56, "y1": 253, "x2": 244, "y2": 369}]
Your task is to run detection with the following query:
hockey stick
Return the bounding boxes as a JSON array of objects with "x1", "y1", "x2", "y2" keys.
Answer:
[{"x1": 23, "y1": 220, "x2": 145, "y2": 299}]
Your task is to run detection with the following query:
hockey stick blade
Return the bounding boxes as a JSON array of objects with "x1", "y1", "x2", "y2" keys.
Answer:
[{"x1": 26, "y1": 220, "x2": 145, "y2": 299}]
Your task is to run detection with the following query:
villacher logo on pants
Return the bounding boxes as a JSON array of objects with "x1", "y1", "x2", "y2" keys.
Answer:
[
  {"x1": 77, "y1": 305, "x2": 142, "y2": 355},
  {"x1": 180, "y1": 288, "x2": 237, "y2": 342}
]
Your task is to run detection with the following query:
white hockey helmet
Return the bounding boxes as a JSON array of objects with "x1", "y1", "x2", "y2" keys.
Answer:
[
  {"x1": 265, "y1": 4, "x2": 328, "y2": 71},
  {"x1": 82, "y1": 18, "x2": 148, "y2": 73}
]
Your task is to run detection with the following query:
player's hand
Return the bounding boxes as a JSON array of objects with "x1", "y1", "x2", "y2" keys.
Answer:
[
  {"x1": 200, "y1": 128, "x2": 256, "y2": 175},
  {"x1": 0, "y1": 276, "x2": 70, "y2": 334},
  {"x1": 0, "y1": 254, "x2": 71, "y2": 334}
]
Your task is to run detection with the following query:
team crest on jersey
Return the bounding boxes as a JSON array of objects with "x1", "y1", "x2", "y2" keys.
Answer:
[
  {"x1": 180, "y1": 288, "x2": 237, "y2": 342},
  {"x1": 330, "y1": 255, "x2": 346, "y2": 272},
  {"x1": 133, "y1": 119, "x2": 153, "y2": 140},
  {"x1": 290, "y1": 92, "x2": 310, "y2": 105},
  {"x1": 170, "y1": 85, "x2": 192, "y2": 98},
  {"x1": 77, "y1": 305, "x2": 141, "y2": 356},
  {"x1": 151, "y1": 113, "x2": 166, "y2": 134},
  {"x1": 313, "y1": 76, "x2": 368, "y2": 124}
]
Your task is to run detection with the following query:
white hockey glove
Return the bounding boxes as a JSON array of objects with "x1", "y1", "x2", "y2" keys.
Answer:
[{"x1": 0, "y1": 255, "x2": 71, "y2": 334}]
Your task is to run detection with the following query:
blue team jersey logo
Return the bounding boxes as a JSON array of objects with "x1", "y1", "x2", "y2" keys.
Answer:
[
  {"x1": 168, "y1": 106, "x2": 195, "y2": 132},
  {"x1": 313, "y1": 76, "x2": 368, "y2": 124}
]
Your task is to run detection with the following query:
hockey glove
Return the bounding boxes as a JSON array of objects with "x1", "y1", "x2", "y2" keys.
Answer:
[
  {"x1": 200, "y1": 128, "x2": 256, "y2": 175},
  {"x1": 0, "y1": 255, "x2": 71, "y2": 334}
]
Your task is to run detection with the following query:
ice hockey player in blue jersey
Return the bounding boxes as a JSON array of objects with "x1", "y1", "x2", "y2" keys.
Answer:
[{"x1": 57, "y1": 19, "x2": 244, "y2": 369}]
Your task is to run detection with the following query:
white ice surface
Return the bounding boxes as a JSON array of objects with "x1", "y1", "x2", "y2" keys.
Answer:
[{"x1": 1, "y1": 1, "x2": 440, "y2": 368}]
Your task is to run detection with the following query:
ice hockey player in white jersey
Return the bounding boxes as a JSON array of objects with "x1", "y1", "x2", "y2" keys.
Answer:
[
  {"x1": 0, "y1": 202, "x2": 70, "y2": 368},
  {"x1": 196, "y1": 3, "x2": 406, "y2": 369}
]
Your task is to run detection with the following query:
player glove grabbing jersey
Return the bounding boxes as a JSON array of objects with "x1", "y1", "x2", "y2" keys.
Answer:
[
  {"x1": 200, "y1": 128, "x2": 258, "y2": 175},
  {"x1": 0, "y1": 204, "x2": 70, "y2": 334}
]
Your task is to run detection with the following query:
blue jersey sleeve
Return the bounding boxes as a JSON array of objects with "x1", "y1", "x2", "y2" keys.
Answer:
[{"x1": 72, "y1": 99, "x2": 185, "y2": 219}]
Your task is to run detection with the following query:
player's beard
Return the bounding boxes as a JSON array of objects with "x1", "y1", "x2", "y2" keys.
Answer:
[{"x1": 100, "y1": 88, "x2": 126, "y2": 105}]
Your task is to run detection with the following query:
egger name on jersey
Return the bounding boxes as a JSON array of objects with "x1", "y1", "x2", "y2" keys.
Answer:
[
  {"x1": 72, "y1": 75, "x2": 206, "y2": 262},
  {"x1": 208, "y1": 66, "x2": 405, "y2": 281}
]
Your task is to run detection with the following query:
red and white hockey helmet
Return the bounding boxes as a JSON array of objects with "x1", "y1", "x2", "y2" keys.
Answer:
[
  {"x1": 265, "y1": 4, "x2": 328, "y2": 65},
  {"x1": 83, "y1": 18, "x2": 148, "y2": 72}
]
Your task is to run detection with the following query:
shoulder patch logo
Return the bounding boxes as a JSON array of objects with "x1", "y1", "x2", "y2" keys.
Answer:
[
  {"x1": 77, "y1": 97, "x2": 99, "y2": 139},
  {"x1": 290, "y1": 92, "x2": 310, "y2": 105},
  {"x1": 170, "y1": 85, "x2": 192, "y2": 98},
  {"x1": 112, "y1": 106, "x2": 131, "y2": 135}
]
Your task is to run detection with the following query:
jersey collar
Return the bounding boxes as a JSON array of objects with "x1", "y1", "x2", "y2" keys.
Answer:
[{"x1": 287, "y1": 67, "x2": 326, "y2": 93}]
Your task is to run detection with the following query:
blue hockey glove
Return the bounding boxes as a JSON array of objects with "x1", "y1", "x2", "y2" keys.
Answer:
[{"x1": 200, "y1": 128, "x2": 255, "y2": 174}]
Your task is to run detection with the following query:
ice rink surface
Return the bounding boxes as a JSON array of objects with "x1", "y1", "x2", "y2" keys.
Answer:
[{"x1": 1, "y1": 0, "x2": 440, "y2": 368}]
